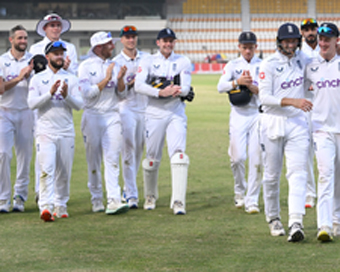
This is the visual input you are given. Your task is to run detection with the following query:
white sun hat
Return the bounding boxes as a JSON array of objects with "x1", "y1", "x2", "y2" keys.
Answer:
[
  {"x1": 36, "y1": 13, "x2": 71, "y2": 37},
  {"x1": 90, "y1": 31, "x2": 120, "y2": 51}
]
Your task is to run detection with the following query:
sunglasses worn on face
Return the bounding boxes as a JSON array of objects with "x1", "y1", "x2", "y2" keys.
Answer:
[{"x1": 301, "y1": 18, "x2": 316, "y2": 26}]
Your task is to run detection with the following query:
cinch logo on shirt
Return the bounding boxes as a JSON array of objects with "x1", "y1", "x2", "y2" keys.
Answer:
[
  {"x1": 6, "y1": 74, "x2": 18, "y2": 81},
  {"x1": 316, "y1": 78, "x2": 340, "y2": 89},
  {"x1": 281, "y1": 77, "x2": 303, "y2": 89}
]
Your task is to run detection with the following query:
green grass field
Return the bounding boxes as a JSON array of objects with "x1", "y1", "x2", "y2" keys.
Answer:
[{"x1": 2, "y1": 74, "x2": 340, "y2": 272}]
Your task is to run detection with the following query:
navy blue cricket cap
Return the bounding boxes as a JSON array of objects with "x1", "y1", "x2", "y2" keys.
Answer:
[
  {"x1": 45, "y1": 41, "x2": 67, "y2": 54},
  {"x1": 157, "y1": 28, "x2": 177, "y2": 40},
  {"x1": 317, "y1": 23, "x2": 340, "y2": 38},
  {"x1": 238, "y1": 31, "x2": 257, "y2": 44}
]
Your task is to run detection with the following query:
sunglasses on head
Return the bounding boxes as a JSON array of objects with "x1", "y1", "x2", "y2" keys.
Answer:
[
  {"x1": 123, "y1": 26, "x2": 137, "y2": 32},
  {"x1": 301, "y1": 18, "x2": 316, "y2": 26},
  {"x1": 317, "y1": 26, "x2": 335, "y2": 35},
  {"x1": 45, "y1": 41, "x2": 66, "y2": 53}
]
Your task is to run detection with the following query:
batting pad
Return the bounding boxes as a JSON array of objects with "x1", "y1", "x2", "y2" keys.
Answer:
[
  {"x1": 142, "y1": 158, "x2": 160, "y2": 199},
  {"x1": 170, "y1": 152, "x2": 189, "y2": 208}
]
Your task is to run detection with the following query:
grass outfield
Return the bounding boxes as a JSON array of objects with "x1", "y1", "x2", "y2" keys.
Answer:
[{"x1": 2, "y1": 74, "x2": 340, "y2": 271}]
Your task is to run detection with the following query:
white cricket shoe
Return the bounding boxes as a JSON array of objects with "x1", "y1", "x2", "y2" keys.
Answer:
[
  {"x1": 0, "y1": 199, "x2": 11, "y2": 213},
  {"x1": 106, "y1": 199, "x2": 129, "y2": 215},
  {"x1": 92, "y1": 199, "x2": 105, "y2": 213},
  {"x1": 128, "y1": 198, "x2": 138, "y2": 209},
  {"x1": 234, "y1": 194, "x2": 244, "y2": 208},
  {"x1": 53, "y1": 206, "x2": 69, "y2": 218},
  {"x1": 173, "y1": 201, "x2": 186, "y2": 215},
  {"x1": 12, "y1": 195, "x2": 25, "y2": 212},
  {"x1": 333, "y1": 223, "x2": 340, "y2": 237},
  {"x1": 269, "y1": 218, "x2": 286, "y2": 236},
  {"x1": 143, "y1": 195, "x2": 156, "y2": 210},
  {"x1": 317, "y1": 226, "x2": 333, "y2": 242},
  {"x1": 245, "y1": 205, "x2": 260, "y2": 214},
  {"x1": 287, "y1": 222, "x2": 304, "y2": 242},
  {"x1": 305, "y1": 196, "x2": 315, "y2": 208}
]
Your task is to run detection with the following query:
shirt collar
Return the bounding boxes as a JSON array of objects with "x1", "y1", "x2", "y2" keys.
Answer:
[
  {"x1": 7, "y1": 49, "x2": 30, "y2": 61},
  {"x1": 156, "y1": 50, "x2": 175, "y2": 60},
  {"x1": 240, "y1": 54, "x2": 257, "y2": 64},
  {"x1": 121, "y1": 50, "x2": 140, "y2": 61},
  {"x1": 45, "y1": 65, "x2": 65, "y2": 75},
  {"x1": 317, "y1": 52, "x2": 338, "y2": 63}
]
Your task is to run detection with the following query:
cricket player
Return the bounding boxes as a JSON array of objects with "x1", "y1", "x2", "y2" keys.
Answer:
[
  {"x1": 217, "y1": 31, "x2": 263, "y2": 214},
  {"x1": 300, "y1": 18, "x2": 319, "y2": 209},
  {"x1": 29, "y1": 13, "x2": 78, "y2": 74},
  {"x1": 135, "y1": 28, "x2": 192, "y2": 215},
  {"x1": 259, "y1": 23, "x2": 312, "y2": 242},
  {"x1": 29, "y1": 12, "x2": 79, "y2": 203},
  {"x1": 305, "y1": 23, "x2": 340, "y2": 241},
  {"x1": 113, "y1": 25, "x2": 149, "y2": 209},
  {"x1": 0, "y1": 25, "x2": 34, "y2": 213},
  {"x1": 79, "y1": 31, "x2": 129, "y2": 215},
  {"x1": 28, "y1": 41, "x2": 83, "y2": 222}
]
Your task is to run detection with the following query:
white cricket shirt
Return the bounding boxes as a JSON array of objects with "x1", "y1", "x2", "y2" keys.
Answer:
[
  {"x1": 217, "y1": 54, "x2": 262, "y2": 114},
  {"x1": 28, "y1": 66, "x2": 83, "y2": 137},
  {"x1": 305, "y1": 54, "x2": 340, "y2": 133},
  {"x1": 78, "y1": 53, "x2": 122, "y2": 114},
  {"x1": 135, "y1": 51, "x2": 192, "y2": 118},
  {"x1": 259, "y1": 50, "x2": 310, "y2": 117},
  {"x1": 113, "y1": 50, "x2": 149, "y2": 113},
  {"x1": 0, "y1": 50, "x2": 33, "y2": 110}
]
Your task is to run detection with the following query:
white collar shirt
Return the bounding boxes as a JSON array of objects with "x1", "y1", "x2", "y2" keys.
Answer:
[
  {"x1": 305, "y1": 54, "x2": 340, "y2": 133},
  {"x1": 217, "y1": 54, "x2": 262, "y2": 113},
  {"x1": 301, "y1": 41, "x2": 320, "y2": 58},
  {"x1": 113, "y1": 49, "x2": 149, "y2": 113},
  {"x1": 135, "y1": 51, "x2": 192, "y2": 118},
  {"x1": 78, "y1": 53, "x2": 122, "y2": 114},
  {"x1": 259, "y1": 50, "x2": 310, "y2": 117},
  {"x1": 28, "y1": 66, "x2": 83, "y2": 137},
  {"x1": 0, "y1": 50, "x2": 33, "y2": 110}
]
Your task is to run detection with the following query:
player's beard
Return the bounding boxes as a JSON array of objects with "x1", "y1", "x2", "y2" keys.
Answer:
[
  {"x1": 50, "y1": 59, "x2": 64, "y2": 70},
  {"x1": 14, "y1": 43, "x2": 27, "y2": 52},
  {"x1": 306, "y1": 35, "x2": 317, "y2": 45}
]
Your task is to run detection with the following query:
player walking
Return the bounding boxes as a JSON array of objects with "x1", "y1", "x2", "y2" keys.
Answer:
[
  {"x1": 113, "y1": 25, "x2": 149, "y2": 209},
  {"x1": 29, "y1": 13, "x2": 79, "y2": 204},
  {"x1": 0, "y1": 25, "x2": 34, "y2": 213},
  {"x1": 28, "y1": 41, "x2": 83, "y2": 222},
  {"x1": 259, "y1": 23, "x2": 312, "y2": 242},
  {"x1": 79, "y1": 31, "x2": 129, "y2": 215},
  {"x1": 135, "y1": 28, "x2": 192, "y2": 215},
  {"x1": 217, "y1": 31, "x2": 263, "y2": 214},
  {"x1": 305, "y1": 23, "x2": 340, "y2": 241}
]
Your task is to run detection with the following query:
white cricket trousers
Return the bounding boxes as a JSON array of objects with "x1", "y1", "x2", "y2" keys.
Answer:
[
  {"x1": 228, "y1": 108, "x2": 262, "y2": 207},
  {"x1": 313, "y1": 131, "x2": 340, "y2": 228},
  {"x1": 0, "y1": 108, "x2": 34, "y2": 201},
  {"x1": 306, "y1": 111, "x2": 316, "y2": 198},
  {"x1": 120, "y1": 109, "x2": 145, "y2": 201},
  {"x1": 81, "y1": 111, "x2": 122, "y2": 202},
  {"x1": 36, "y1": 134, "x2": 74, "y2": 212},
  {"x1": 145, "y1": 113, "x2": 187, "y2": 161},
  {"x1": 260, "y1": 113, "x2": 309, "y2": 223}
]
